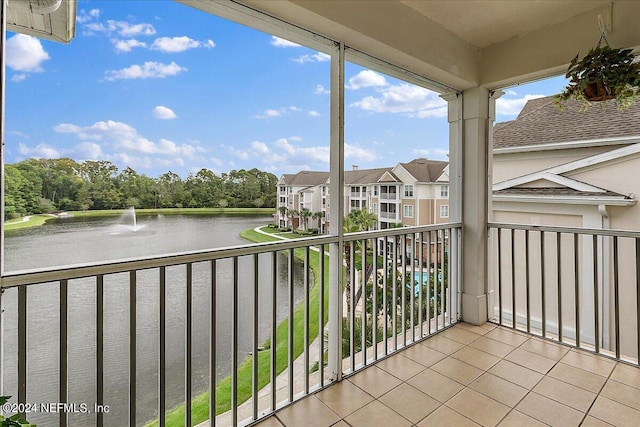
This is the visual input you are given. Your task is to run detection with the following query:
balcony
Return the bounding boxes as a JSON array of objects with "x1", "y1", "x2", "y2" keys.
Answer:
[
  {"x1": 4, "y1": 221, "x2": 639, "y2": 426},
  {"x1": 4, "y1": 1, "x2": 640, "y2": 426},
  {"x1": 0, "y1": 223, "x2": 460, "y2": 427},
  {"x1": 379, "y1": 193, "x2": 399, "y2": 201},
  {"x1": 379, "y1": 211, "x2": 399, "y2": 221}
]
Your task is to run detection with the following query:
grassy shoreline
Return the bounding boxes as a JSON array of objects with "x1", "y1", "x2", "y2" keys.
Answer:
[
  {"x1": 4, "y1": 208, "x2": 274, "y2": 231},
  {"x1": 145, "y1": 226, "x2": 329, "y2": 427}
]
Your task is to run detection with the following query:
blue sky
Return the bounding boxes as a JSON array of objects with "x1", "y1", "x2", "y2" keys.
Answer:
[{"x1": 5, "y1": 0, "x2": 567, "y2": 178}]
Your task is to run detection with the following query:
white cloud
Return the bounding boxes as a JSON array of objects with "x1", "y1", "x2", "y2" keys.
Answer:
[
  {"x1": 76, "y1": 8, "x2": 100, "y2": 23},
  {"x1": 308, "y1": 111, "x2": 321, "y2": 117},
  {"x1": 496, "y1": 93, "x2": 545, "y2": 116},
  {"x1": 9, "y1": 130, "x2": 30, "y2": 139},
  {"x1": 84, "y1": 20, "x2": 156, "y2": 37},
  {"x1": 54, "y1": 120, "x2": 199, "y2": 159},
  {"x1": 151, "y1": 36, "x2": 214, "y2": 53},
  {"x1": 210, "y1": 157, "x2": 224, "y2": 167},
  {"x1": 113, "y1": 39, "x2": 147, "y2": 53},
  {"x1": 344, "y1": 144, "x2": 378, "y2": 162},
  {"x1": 412, "y1": 148, "x2": 449, "y2": 160},
  {"x1": 18, "y1": 143, "x2": 59, "y2": 158},
  {"x1": 227, "y1": 137, "x2": 377, "y2": 171},
  {"x1": 75, "y1": 142, "x2": 103, "y2": 159},
  {"x1": 153, "y1": 105, "x2": 177, "y2": 119},
  {"x1": 314, "y1": 84, "x2": 329, "y2": 95},
  {"x1": 6, "y1": 34, "x2": 50, "y2": 72},
  {"x1": 346, "y1": 69, "x2": 387, "y2": 90},
  {"x1": 293, "y1": 52, "x2": 330, "y2": 64},
  {"x1": 255, "y1": 109, "x2": 281, "y2": 119},
  {"x1": 254, "y1": 106, "x2": 302, "y2": 119},
  {"x1": 112, "y1": 153, "x2": 155, "y2": 169},
  {"x1": 351, "y1": 83, "x2": 447, "y2": 117},
  {"x1": 250, "y1": 141, "x2": 270, "y2": 155},
  {"x1": 270, "y1": 36, "x2": 301, "y2": 48},
  {"x1": 11, "y1": 74, "x2": 27, "y2": 83},
  {"x1": 104, "y1": 61, "x2": 187, "y2": 81}
]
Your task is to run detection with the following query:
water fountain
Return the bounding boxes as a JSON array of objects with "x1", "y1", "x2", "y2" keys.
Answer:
[{"x1": 110, "y1": 207, "x2": 150, "y2": 235}]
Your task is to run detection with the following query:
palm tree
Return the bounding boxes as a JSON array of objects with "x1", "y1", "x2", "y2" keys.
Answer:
[
  {"x1": 299, "y1": 207, "x2": 311, "y2": 231},
  {"x1": 312, "y1": 211, "x2": 325, "y2": 232},
  {"x1": 347, "y1": 209, "x2": 379, "y2": 309},
  {"x1": 343, "y1": 213, "x2": 360, "y2": 313},
  {"x1": 350, "y1": 208, "x2": 378, "y2": 232}
]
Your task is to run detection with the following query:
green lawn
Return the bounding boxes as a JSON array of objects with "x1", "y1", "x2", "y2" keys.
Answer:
[
  {"x1": 4, "y1": 214, "x2": 54, "y2": 231},
  {"x1": 145, "y1": 227, "x2": 330, "y2": 427}
]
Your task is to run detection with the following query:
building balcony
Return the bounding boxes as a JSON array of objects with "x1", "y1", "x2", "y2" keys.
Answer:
[
  {"x1": 379, "y1": 193, "x2": 399, "y2": 201},
  {"x1": 379, "y1": 211, "x2": 399, "y2": 221},
  {"x1": 2, "y1": 222, "x2": 640, "y2": 426}
]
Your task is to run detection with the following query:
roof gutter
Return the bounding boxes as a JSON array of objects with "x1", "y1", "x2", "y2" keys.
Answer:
[
  {"x1": 492, "y1": 195, "x2": 636, "y2": 206},
  {"x1": 494, "y1": 136, "x2": 640, "y2": 155}
]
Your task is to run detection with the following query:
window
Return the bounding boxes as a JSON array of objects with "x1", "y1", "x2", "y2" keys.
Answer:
[
  {"x1": 373, "y1": 203, "x2": 378, "y2": 213},
  {"x1": 440, "y1": 185, "x2": 449, "y2": 197},
  {"x1": 404, "y1": 184, "x2": 413, "y2": 197},
  {"x1": 403, "y1": 204, "x2": 413, "y2": 218},
  {"x1": 374, "y1": 186, "x2": 378, "y2": 196},
  {"x1": 440, "y1": 205, "x2": 449, "y2": 218}
]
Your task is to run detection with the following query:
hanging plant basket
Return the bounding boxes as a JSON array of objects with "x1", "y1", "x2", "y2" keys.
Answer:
[
  {"x1": 582, "y1": 80, "x2": 615, "y2": 102},
  {"x1": 554, "y1": 44, "x2": 640, "y2": 112}
]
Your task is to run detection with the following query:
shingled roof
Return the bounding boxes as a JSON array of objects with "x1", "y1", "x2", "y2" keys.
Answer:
[
  {"x1": 345, "y1": 167, "x2": 392, "y2": 185},
  {"x1": 282, "y1": 171, "x2": 329, "y2": 187},
  {"x1": 398, "y1": 158, "x2": 448, "y2": 182},
  {"x1": 494, "y1": 96, "x2": 640, "y2": 149}
]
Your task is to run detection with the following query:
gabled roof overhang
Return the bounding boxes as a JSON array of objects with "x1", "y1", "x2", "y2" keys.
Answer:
[
  {"x1": 493, "y1": 192, "x2": 635, "y2": 207},
  {"x1": 7, "y1": 0, "x2": 76, "y2": 43}
]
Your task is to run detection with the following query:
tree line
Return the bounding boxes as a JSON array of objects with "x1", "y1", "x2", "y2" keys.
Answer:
[{"x1": 5, "y1": 158, "x2": 278, "y2": 220}]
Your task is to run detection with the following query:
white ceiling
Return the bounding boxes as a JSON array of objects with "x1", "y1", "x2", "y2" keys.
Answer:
[
  {"x1": 230, "y1": 0, "x2": 639, "y2": 90},
  {"x1": 399, "y1": 0, "x2": 611, "y2": 49}
]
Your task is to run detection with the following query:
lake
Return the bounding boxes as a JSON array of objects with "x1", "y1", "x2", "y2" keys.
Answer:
[{"x1": 1, "y1": 213, "x2": 305, "y2": 426}]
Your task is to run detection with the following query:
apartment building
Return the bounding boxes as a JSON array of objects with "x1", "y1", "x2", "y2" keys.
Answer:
[
  {"x1": 275, "y1": 171, "x2": 329, "y2": 230},
  {"x1": 276, "y1": 158, "x2": 449, "y2": 232}
]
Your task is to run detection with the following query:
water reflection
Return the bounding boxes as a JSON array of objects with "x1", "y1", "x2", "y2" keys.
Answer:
[{"x1": 2, "y1": 215, "x2": 307, "y2": 426}]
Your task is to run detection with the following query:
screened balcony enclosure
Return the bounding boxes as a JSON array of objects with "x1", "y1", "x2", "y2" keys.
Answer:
[{"x1": 2, "y1": 0, "x2": 640, "y2": 426}]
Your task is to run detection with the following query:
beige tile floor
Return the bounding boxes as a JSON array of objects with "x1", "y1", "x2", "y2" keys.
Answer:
[{"x1": 252, "y1": 323, "x2": 640, "y2": 426}]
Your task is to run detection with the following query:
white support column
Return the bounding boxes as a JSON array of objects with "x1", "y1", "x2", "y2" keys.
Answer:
[
  {"x1": 460, "y1": 87, "x2": 492, "y2": 325},
  {"x1": 442, "y1": 91, "x2": 462, "y2": 324},
  {"x1": 441, "y1": 92, "x2": 461, "y2": 224},
  {"x1": 327, "y1": 41, "x2": 344, "y2": 382}
]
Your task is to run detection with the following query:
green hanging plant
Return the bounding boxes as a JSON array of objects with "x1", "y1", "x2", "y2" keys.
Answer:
[{"x1": 554, "y1": 44, "x2": 640, "y2": 112}]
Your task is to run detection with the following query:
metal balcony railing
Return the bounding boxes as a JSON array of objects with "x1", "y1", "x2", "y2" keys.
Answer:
[
  {"x1": 379, "y1": 211, "x2": 399, "y2": 220},
  {"x1": 489, "y1": 223, "x2": 640, "y2": 365},
  {"x1": 379, "y1": 193, "x2": 398, "y2": 201},
  {"x1": 0, "y1": 223, "x2": 461, "y2": 426}
]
